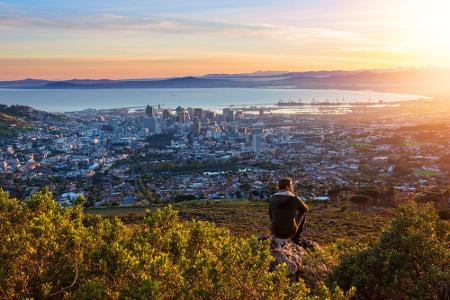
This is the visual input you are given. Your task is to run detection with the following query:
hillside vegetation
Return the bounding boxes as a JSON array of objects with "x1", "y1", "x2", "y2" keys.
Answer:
[
  {"x1": 87, "y1": 200, "x2": 394, "y2": 244},
  {"x1": 0, "y1": 104, "x2": 63, "y2": 137},
  {"x1": 0, "y1": 112, "x2": 28, "y2": 137},
  {"x1": 1, "y1": 189, "x2": 448, "y2": 299}
]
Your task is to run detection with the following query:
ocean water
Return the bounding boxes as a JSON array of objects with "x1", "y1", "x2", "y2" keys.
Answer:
[{"x1": 0, "y1": 88, "x2": 425, "y2": 112}]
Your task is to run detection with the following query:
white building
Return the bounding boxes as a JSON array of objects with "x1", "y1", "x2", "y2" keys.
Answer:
[{"x1": 252, "y1": 133, "x2": 262, "y2": 155}]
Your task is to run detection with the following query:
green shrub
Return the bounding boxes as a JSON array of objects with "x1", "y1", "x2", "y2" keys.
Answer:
[
  {"x1": 329, "y1": 201, "x2": 450, "y2": 299},
  {"x1": 4, "y1": 189, "x2": 445, "y2": 299},
  {"x1": 173, "y1": 194, "x2": 197, "y2": 203},
  {"x1": 0, "y1": 189, "x2": 314, "y2": 299}
]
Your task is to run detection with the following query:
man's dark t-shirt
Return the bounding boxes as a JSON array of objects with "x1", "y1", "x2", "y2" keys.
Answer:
[{"x1": 268, "y1": 191, "x2": 309, "y2": 239}]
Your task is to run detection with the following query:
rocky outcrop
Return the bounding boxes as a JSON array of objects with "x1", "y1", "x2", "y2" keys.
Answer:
[
  {"x1": 270, "y1": 238, "x2": 308, "y2": 275},
  {"x1": 259, "y1": 235, "x2": 330, "y2": 281}
]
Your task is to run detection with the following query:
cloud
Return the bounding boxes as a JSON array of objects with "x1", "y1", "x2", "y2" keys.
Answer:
[
  {"x1": 0, "y1": 3, "x2": 365, "y2": 43},
  {"x1": 0, "y1": 10, "x2": 265, "y2": 34},
  {"x1": 0, "y1": 1, "x2": 410, "y2": 60}
]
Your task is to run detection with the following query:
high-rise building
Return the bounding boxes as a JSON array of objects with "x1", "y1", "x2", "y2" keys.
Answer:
[
  {"x1": 223, "y1": 108, "x2": 234, "y2": 122},
  {"x1": 146, "y1": 105, "x2": 155, "y2": 118},
  {"x1": 259, "y1": 109, "x2": 264, "y2": 120},
  {"x1": 235, "y1": 110, "x2": 244, "y2": 120},
  {"x1": 143, "y1": 105, "x2": 157, "y2": 133},
  {"x1": 143, "y1": 117, "x2": 157, "y2": 133},
  {"x1": 229, "y1": 124, "x2": 238, "y2": 134},
  {"x1": 192, "y1": 116, "x2": 201, "y2": 135},
  {"x1": 162, "y1": 109, "x2": 171, "y2": 120},
  {"x1": 205, "y1": 110, "x2": 215, "y2": 122},
  {"x1": 160, "y1": 109, "x2": 173, "y2": 130},
  {"x1": 177, "y1": 108, "x2": 190, "y2": 124},
  {"x1": 252, "y1": 129, "x2": 263, "y2": 155},
  {"x1": 194, "y1": 108, "x2": 203, "y2": 120}
]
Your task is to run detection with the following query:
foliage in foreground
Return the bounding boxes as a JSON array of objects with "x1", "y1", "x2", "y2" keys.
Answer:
[
  {"x1": 0, "y1": 189, "x2": 351, "y2": 299},
  {"x1": 329, "y1": 202, "x2": 450, "y2": 299},
  {"x1": 1, "y1": 189, "x2": 448, "y2": 299}
]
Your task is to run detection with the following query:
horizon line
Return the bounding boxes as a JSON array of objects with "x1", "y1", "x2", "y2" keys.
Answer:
[{"x1": 1, "y1": 66, "x2": 446, "y2": 82}]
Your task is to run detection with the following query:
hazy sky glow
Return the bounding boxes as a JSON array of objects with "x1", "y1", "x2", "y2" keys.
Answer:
[{"x1": 0, "y1": 0, "x2": 449, "y2": 79}]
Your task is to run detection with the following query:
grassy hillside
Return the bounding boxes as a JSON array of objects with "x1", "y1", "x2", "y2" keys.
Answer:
[
  {"x1": 0, "y1": 104, "x2": 64, "y2": 137},
  {"x1": 0, "y1": 112, "x2": 29, "y2": 137},
  {"x1": 86, "y1": 200, "x2": 395, "y2": 244}
]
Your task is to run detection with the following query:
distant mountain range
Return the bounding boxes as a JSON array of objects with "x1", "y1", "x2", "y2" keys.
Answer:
[{"x1": 1, "y1": 68, "x2": 449, "y2": 95}]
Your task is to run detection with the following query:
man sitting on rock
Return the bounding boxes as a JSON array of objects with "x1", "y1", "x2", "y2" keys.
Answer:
[{"x1": 269, "y1": 177, "x2": 309, "y2": 244}]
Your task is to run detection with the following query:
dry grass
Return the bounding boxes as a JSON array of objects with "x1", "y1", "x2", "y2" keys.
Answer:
[{"x1": 86, "y1": 200, "x2": 396, "y2": 244}]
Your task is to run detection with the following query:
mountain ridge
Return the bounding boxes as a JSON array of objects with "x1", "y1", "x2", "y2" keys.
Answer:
[{"x1": 1, "y1": 68, "x2": 449, "y2": 94}]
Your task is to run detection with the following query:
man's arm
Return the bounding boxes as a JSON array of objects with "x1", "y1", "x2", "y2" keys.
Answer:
[
  {"x1": 296, "y1": 196, "x2": 309, "y2": 214},
  {"x1": 268, "y1": 202, "x2": 272, "y2": 220}
]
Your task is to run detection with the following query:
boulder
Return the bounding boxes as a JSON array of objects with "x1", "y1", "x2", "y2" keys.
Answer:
[
  {"x1": 270, "y1": 238, "x2": 307, "y2": 275},
  {"x1": 259, "y1": 235, "x2": 326, "y2": 279}
]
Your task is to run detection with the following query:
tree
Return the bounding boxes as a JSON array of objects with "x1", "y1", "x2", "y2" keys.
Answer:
[
  {"x1": 329, "y1": 201, "x2": 450, "y2": 299},
  {"x1": 173, "y1": 194, "x2": 197, "y2": 203}
]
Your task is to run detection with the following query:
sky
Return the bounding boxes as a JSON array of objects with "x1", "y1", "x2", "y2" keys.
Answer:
[{"x1": 0, "y1": 0, "x2": 449, "y2": 79}]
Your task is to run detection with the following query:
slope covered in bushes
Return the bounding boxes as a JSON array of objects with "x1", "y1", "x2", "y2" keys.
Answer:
[
  {"x1": 330, "y1": 202, "x2": 449, "y2": 299},
  {"x1": 0, "y1": 189, "x2": 350, "y2": 299},
  {"x1": 0, "y1": 189, "x2": 448, "y2": 299}
]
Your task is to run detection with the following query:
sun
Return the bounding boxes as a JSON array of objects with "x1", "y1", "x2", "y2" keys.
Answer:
[
  {"x1": 398, "y1": 0, "x2": 450, "y2": 66},
  {"x1": 409, "y1": 0, "x2": 450, "y2": 46}
]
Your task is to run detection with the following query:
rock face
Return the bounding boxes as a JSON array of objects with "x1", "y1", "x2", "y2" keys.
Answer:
[
  {"x1": 270, "y1": 238, "x2": 307, "y2": 275},
  {"x1": 258, "y1": 235, "x2": 325, "y2": 279}
]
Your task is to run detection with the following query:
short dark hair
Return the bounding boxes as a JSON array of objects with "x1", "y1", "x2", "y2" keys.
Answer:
[{"x1": 278, "y1": 177, "x2": 293, "y2": 190}]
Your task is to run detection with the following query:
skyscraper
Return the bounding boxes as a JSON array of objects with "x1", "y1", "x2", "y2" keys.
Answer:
[
  {"x1": 192, "y1": 116, "x2": 201, "y2": 135},
  {"x1": 223, "y1": 108, "x2": 234, "y2": 122},
  {"x1": 252, "y1": 129, "x2": 263, "y2": 155},
  {"x1": 162, "y1": 109, "x2": 171, "y2": 120},
  {"x1": 143, "y1": 105, "x2": 157, "y2": 133},
  {"x1": 146, "y1": 105, "x2": 155, "y2": 118},
  {"x1": 177, "y1": 108, "x2": 190, "y2": 124},
  {"x1": 235, "y1": 110, "x2": 244, "y2": 120},
  {"x1": 259, "y1": 109, "x2": 264, "y2": 120},
  {"x1": 205, "y1": 110, "x2": 215, "y2": 122},
  {"x1": 143, "y1": 118, "x2": 157, "y2": 133}
]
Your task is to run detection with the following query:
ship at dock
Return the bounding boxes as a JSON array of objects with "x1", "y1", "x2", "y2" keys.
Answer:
[{"x1": 277, "y1": 98, "x2": 384, "y2": 106}]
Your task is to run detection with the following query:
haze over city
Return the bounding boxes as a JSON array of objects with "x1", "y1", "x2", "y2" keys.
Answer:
[{"x1": 1, "y1": 0, "x2": 450, "y2": 79}]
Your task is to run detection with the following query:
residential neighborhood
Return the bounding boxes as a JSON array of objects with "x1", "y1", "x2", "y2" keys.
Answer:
[{"x1": 1, "y1": 100, "x2": 449, "y2": 208}]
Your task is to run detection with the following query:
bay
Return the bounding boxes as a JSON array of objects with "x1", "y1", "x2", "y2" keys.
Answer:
[{"x1": 0, "y1": 88, "x2": 425, "y2": 112}]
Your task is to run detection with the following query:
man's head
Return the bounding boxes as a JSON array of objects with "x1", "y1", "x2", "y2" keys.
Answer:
[{"x1": 278, "y1": 177, "x2": 293, "y2": 192}]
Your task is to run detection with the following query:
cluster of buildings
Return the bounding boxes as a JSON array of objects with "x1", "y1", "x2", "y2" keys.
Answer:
[{"x1": 1, "y1": 101, "x2": 449, "y2": 207}]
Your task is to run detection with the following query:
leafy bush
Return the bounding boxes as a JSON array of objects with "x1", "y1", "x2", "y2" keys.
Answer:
[
  {"x1": 329, "y1": 201, "x2": 450, "y2": 299},
  {"x1": 0, "y1": 189, "x2": 313, "y2": 299},
  {"x1": 173, "y1": 194, "x2": 198, "y2": 203},
  {"x1": 2, "y1": 189, "x2": 446, "y2": 299}
]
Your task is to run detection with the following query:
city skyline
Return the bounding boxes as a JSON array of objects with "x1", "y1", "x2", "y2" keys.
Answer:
[{"x1": 1, "y1": 0, "x2": 450, "y2": 80}]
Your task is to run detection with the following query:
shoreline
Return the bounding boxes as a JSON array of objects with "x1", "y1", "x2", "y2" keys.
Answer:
[{"x1": 0, "y1": 87, "x2": 429, "y2": 114}]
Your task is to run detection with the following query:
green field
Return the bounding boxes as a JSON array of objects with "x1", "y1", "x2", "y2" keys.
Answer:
[{"x1": 86, "y1": 199, "x2": 395, "y2": 244}]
